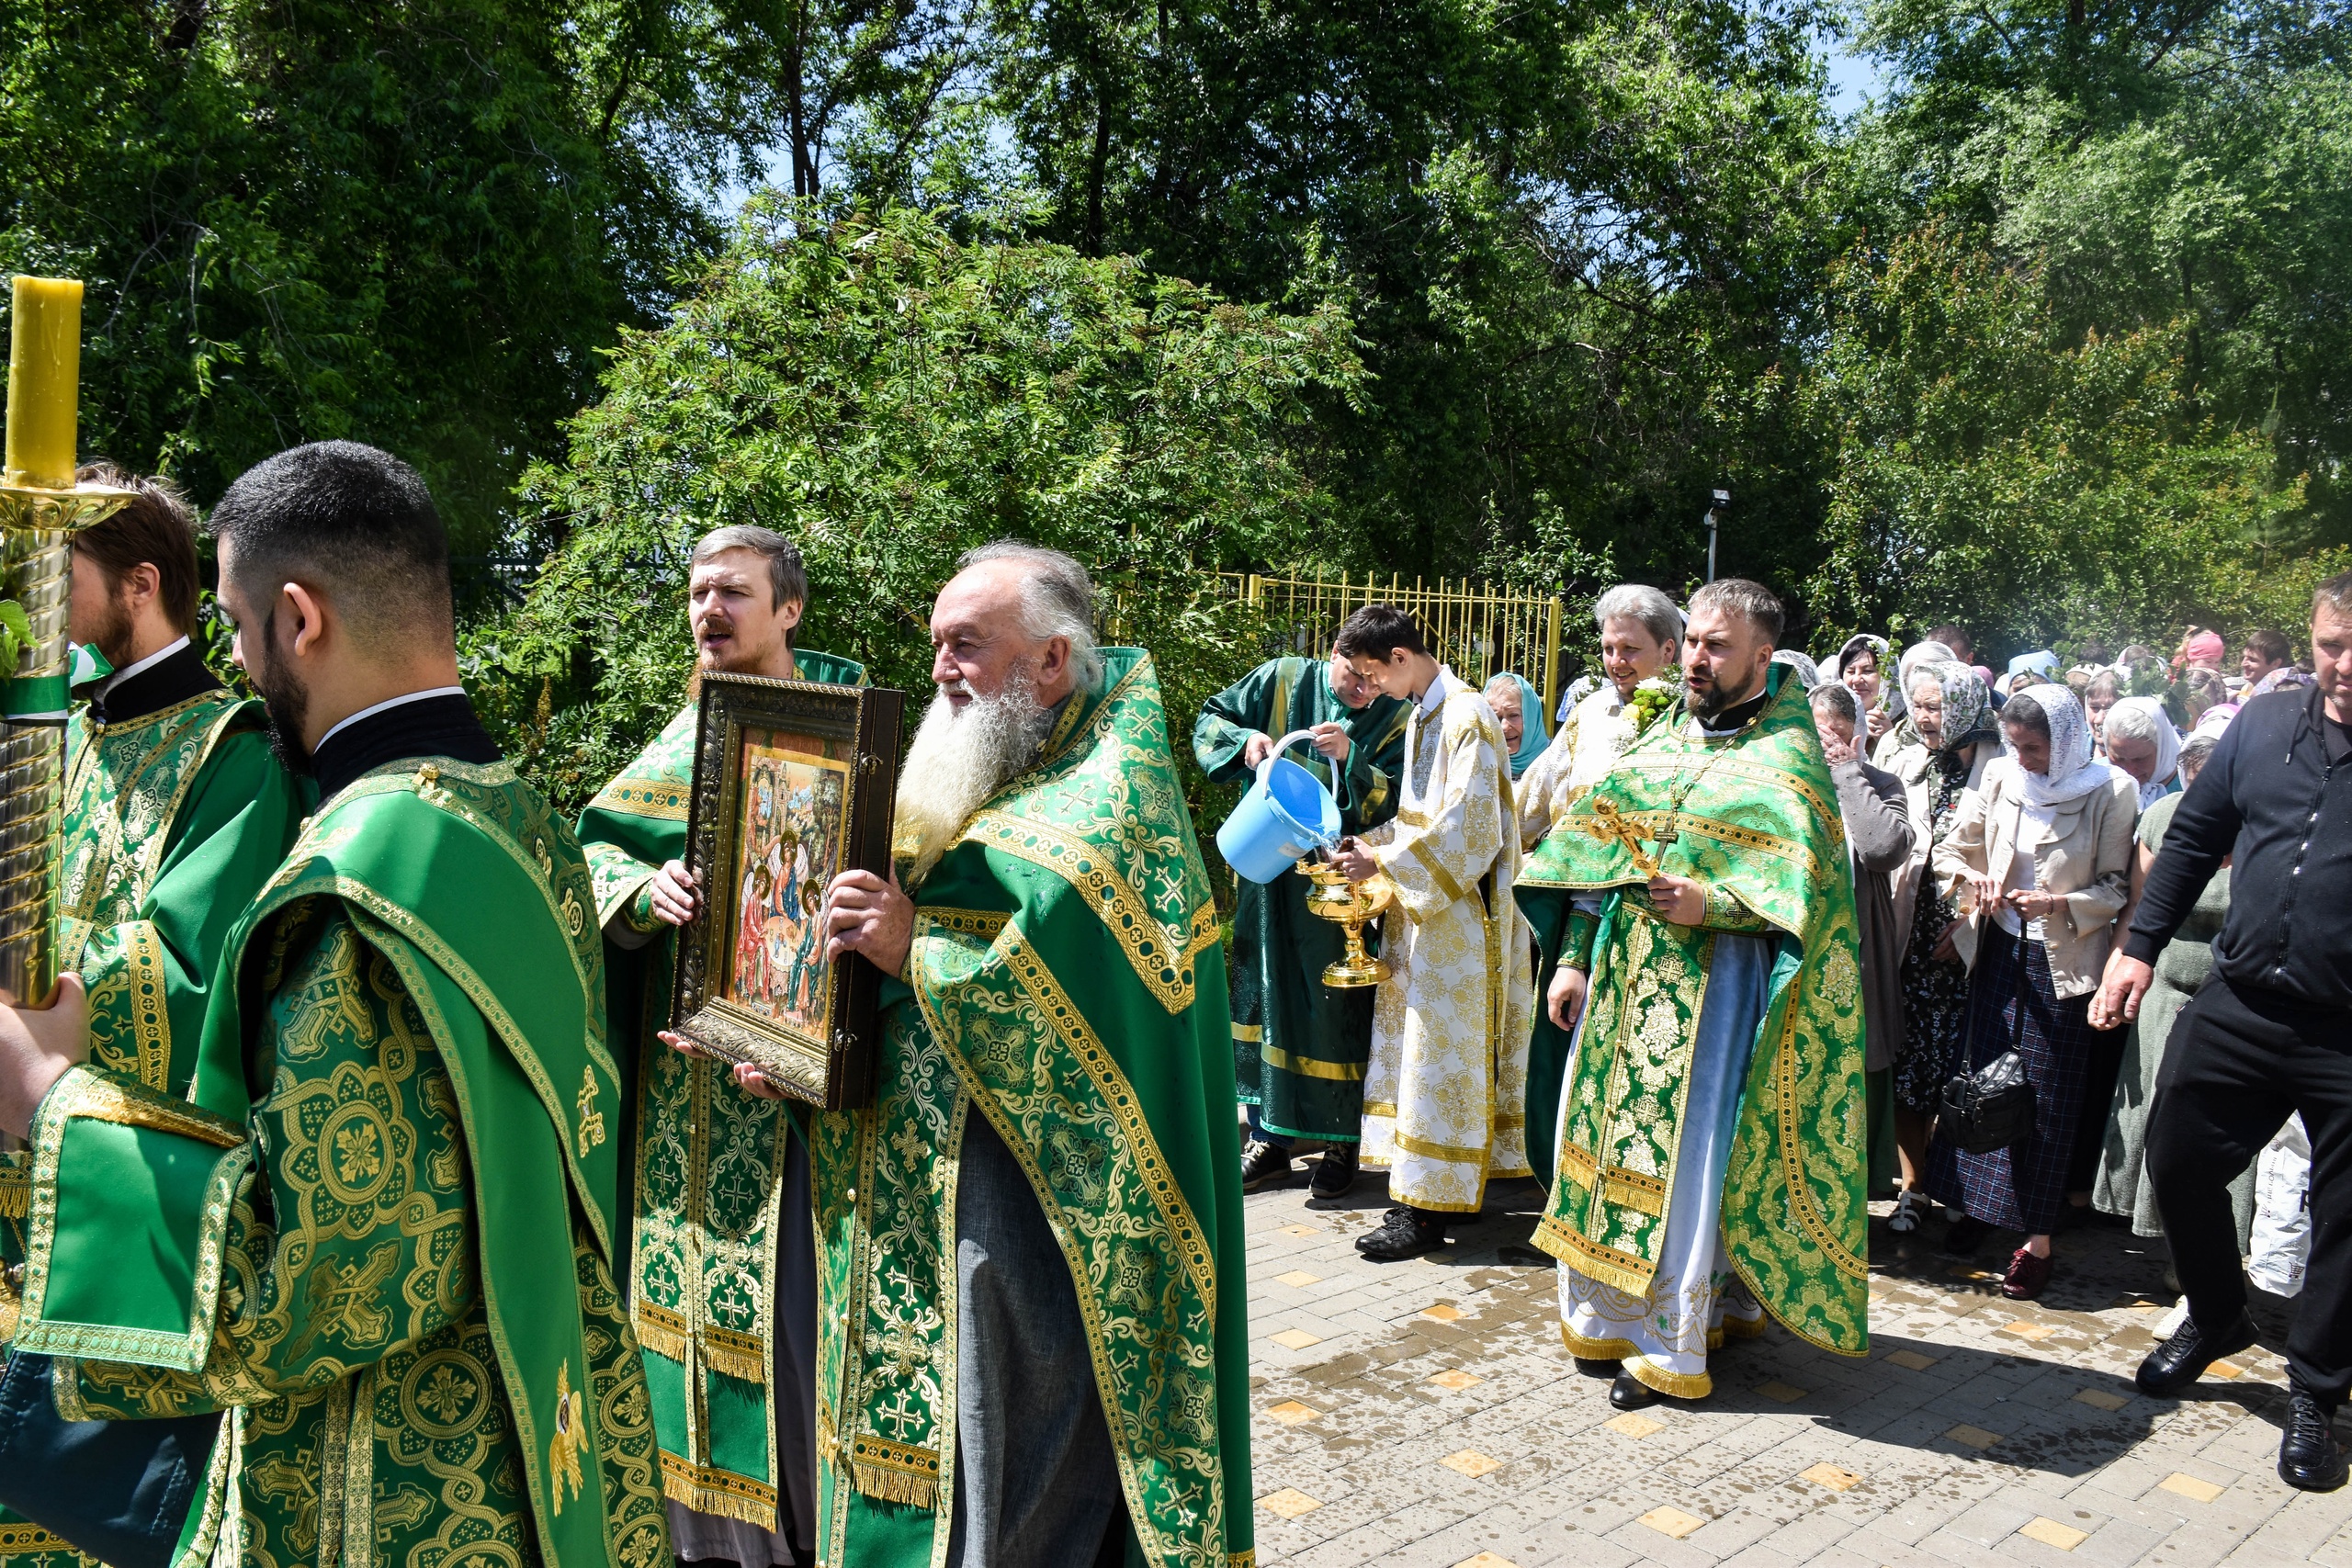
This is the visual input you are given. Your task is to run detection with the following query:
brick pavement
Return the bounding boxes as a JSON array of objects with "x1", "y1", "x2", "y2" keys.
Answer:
[{"x1": 1239, "y1": 1159, "x2": 2352, "y2": 1568}]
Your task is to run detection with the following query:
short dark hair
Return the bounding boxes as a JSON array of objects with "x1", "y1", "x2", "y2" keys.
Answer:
[
  {"x1": 2318, "y1": 571, "x2": 2352, "y2": 622},
  {"x1": 1928, "y1": 622, "x2": 1971, "y2": 654},
  {"x1": 1687, "y1": 578, "x2": 1784, "y2": 645},
  {"x1": 2002, "y1": 690, "x2": 2052, "y2": 739},
  {"x1": 2245, "y1": 628, "x2": 2292, "y2": 666},
  {"x1": 694, "y1": 525, "x2": 809, "y2": 615},
  {"x1": 1335, "y1": 604, "x2": 1427, "y2": 661},
  {"x1": 208, "y1": 442, "x2": 450, "y2": 647},
  {"x1": 73, "y1": 461, "x2": 200, "y2": 634}
]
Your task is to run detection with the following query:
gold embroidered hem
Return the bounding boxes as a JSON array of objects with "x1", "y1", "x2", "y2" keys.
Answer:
[
  {"x1": 1625, "y1": 1355, "x2": 1713, "y2": 1400},
  {"x1": 661, "y1": 1451, "x2": 783, "y2": 1524}
]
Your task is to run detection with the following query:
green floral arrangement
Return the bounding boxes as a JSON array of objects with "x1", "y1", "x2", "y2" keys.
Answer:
[{"x1": 1626, "y1": 675, "x2": 1680, "y2": 733}]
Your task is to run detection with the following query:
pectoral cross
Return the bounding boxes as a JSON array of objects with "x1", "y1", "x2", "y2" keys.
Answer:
[{"x1": 1581, "y1": 797, "x2": 1662, "y2": 879}]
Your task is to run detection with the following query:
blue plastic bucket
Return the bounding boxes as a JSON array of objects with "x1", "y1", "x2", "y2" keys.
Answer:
[{"x1": 1216, "y1": 732, "x2": 1340, "y2": 884}]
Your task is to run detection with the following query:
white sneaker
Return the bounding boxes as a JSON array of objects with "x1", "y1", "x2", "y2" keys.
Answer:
[{"x1": 1889, "y1": 1189, "x2": 1928, "y2": 1234}]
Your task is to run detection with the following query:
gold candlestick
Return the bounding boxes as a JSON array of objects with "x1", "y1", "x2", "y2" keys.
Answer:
[
  {"x1": 1297, "y1": 856, "x2": 1393, "y2": 988},
  {"x1": 0, "y1": 276, "x2": 131, "y2": 1005}
]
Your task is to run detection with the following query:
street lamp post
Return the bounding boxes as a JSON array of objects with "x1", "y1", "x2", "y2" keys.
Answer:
[{"x1": 1704, "y1": 489, "x2": 1730, "y2": 583}]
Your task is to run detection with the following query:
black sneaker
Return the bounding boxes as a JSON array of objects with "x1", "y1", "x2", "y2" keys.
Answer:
[
  {"x1": 1307, "y1": 1144, "x2": 1360, "y2": 1202},
  {"x1": 1943, "y1": 1214, "x2": 1992, "y2": 1257},
  {"x1": 2134, "y1": 1309, "x2": 2258, "y2": 1397},
  {"x1": 2279, "y1": 1386, "x2": 2349, "y2": 1492},
  {"x1": 1240, "y1": 1138, "x2": 1294, "y2": 1193},
  {"x1": 1356, "y1": 1205, "x2": 1448, "y2": 1260}
]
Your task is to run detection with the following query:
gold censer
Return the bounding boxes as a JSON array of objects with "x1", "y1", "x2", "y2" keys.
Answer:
[{"x1": 1297, "y1": 855, "x2": 1393, "y2": 988}]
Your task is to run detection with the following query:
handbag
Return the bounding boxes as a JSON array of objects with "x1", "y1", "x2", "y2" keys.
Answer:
[{"x1": 1939, "y1": 1049, "x2": 2038, "y2": 1155}]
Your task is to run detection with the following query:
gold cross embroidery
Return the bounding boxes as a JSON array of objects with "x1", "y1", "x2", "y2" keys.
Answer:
[{"x1": 576, "y1": 1066, "x2": 607, "y2": 1159}]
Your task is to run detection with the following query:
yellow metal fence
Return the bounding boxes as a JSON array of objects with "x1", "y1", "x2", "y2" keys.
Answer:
[{"x1": 1223, "y1": 570, "x2": 1566, "y2": 715}]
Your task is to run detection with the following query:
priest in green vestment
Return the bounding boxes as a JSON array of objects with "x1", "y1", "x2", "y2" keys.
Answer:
[
  {"x1": 0, "y1": 466, "x2": 307, "y2": 1568},
  {"x1": 1193, "y1": 649, "x2": 1408, "y2": 1201},
  {"x1": 800, "y1": 543, "x2": 1251, "y2": 1568},
  {"x1": 1518, "y1": 579, "x2": 1869, "y2": 1412},
  {"x1": 0, "y1": 442, "x2": 668, "y2": 1568},
  {"x1": 574, "y1": 525, "x2": 860, "y2": 1562}
]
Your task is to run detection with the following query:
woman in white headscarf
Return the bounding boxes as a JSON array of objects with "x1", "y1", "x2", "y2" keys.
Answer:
[
  {"x1": 2100, "y1": 696, "x2": 2182, "y2": 810},
  {"x1": 1927, "y1": 686, "x2": 2137, "y2": 1301}
]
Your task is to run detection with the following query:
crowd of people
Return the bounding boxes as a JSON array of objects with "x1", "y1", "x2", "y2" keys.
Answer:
[
  {"x1": 0, "y1": 442, "x2": 2341, "y2": 1568},
  {"x1": 1213, "y1": 592, "x2": 2350, "y2": 1497}
]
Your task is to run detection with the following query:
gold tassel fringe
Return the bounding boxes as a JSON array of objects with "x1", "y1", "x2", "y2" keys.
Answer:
[
  {"x1": 631, "y1": 1303, "x2": 687, "y2": 1363},
  {"x1": 658, "y1": 1453, "x2": 778, "y2": 1526},
  {"x1": 701, "y1": 1326, "x2": 766, "y2": 1384},
  {"x1": 848, "y1": 1435, "x2": 940, "y2": 1511}
]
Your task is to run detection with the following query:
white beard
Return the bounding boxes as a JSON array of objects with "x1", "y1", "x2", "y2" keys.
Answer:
[{"x1": 893, "y1": 670, "x2": 1056, "y2": 885}]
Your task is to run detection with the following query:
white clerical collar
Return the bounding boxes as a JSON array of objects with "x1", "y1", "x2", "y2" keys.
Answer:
[
  {"x1": 1416, "y1": 666, "x2": 1456, "y2": 716},
  {"x1": 99, "y1": 635, "x2": 191, "y2": 696},
  {"x1": 316, "y1": 685, "x2": 467, "y2": 752}
]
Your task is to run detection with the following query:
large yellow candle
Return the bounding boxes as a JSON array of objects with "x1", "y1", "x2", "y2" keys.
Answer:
[{"x1": 5, "y1": 276, "x2": 84, "y2": 489}]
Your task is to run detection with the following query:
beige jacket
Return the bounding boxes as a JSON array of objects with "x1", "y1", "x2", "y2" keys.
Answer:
[
  {"x1": 1931, "y1": 761, "x2": 2137, "y2": 998},
  {"x1": 1883, "y1": 736, "x2": 1994, "y2": 943}
]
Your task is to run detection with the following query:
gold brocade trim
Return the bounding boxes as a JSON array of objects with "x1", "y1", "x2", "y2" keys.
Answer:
[
  {"x1": 995, "y1": 927, "x2": 1220, "y2": 1318},
  {"x1": 1557, "y1": 1142, "x2": 1598, "y2": 1187},
  {"x1": 1403, "y1": 834, "x2": 1468, "y2": 905},
  {"x1": 591, "y1": 777, "x2": 691, "y2": 820},
  {"x1": 0, "y1": 1156, "x2": 27, "y2": 1218},
  {"x1": 1531, "y1": 1213, "x2": 1657, "y2": 1295},
  {"x1": 632, "y1": 1298, "x2": 687, "y2": 1361},
  {"x1": 1618, "y1": 749, "x2": 1845, "y2": 852},
  {"x1": 59, "y1": 1074, "x2": 242, "y2": 1146},
  {"x1": 1559, "y1": 1324, "x2": 1638, "y2": 1359},
  {"x1": 964, "y1": 811, "x2": 1221, "y2": 1015},
  {"x1": 924, "y1": 907, "x2": 1010, "y2": 939},
  {"x1": 1230, "y1": 1022, "x2": 1263, "y2": 1043},
  {"x1": 0, "y1": 1524, "x2": 97, "y2": 1564},
  {"x1": 1625, "y1": 1353, "x2": 1713, "y2": 1400},
  {"x1": 1231, "y1": 1554, "x2": 1258, "y2": 1568},
  {"x1": 658, "y1": 1450, "x2": 778, "y2": 1524},
  {"x1": 1721, "y1": 1313, "x2": 1768, "y2": 1341},
  {"x1": 847, "y1": 1434, "x2": 942, "y2": 1508},
  {"x1": 1394, "y1": 1131, "x2": 1490, "y2": 1166},
  {"x1": 1770, "y1": 995, "x2": 1867, "y2": 1281},
  {"x1": 1363, "y1": 1100, "x2": 1398, "y2": 1118},
  {"x1": 1261, "y1": 1044, "x2": 1363, "y2": 1082},
  {"x1": 703, "y1": 1324, "x2": 765, "y2": 1383},
  {"x1": 121, "y1": 921, "x2": 173, "y2": 1091}
]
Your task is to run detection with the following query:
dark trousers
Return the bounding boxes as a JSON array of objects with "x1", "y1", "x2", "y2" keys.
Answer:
[{"x1": 2146, "y1": 974, "x2": 2352, "y2": 1402}]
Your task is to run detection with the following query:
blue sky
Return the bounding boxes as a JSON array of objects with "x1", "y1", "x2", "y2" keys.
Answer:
[{"x1": 1821, "y1": 35, "x2": 1890, "y2": 115}]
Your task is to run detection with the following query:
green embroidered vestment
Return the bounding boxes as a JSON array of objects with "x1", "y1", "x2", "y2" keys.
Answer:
[
  {"x1": 0, "y1": 684, "x2": 305, "y2": 1568},
  {"x1": 810, "y1": 648, "x2": 1254, "y2": 1568},
  {"x1": 11, "y1": 757, "x2": 670, "y2": 1568},
  {"x1": 1517, "y1": 669, "x2": 1871, "y2": 1358},
  {"x1": 1193, "y1": 657, "x2": 1408, "y2": 1140},
  {"x1": 574, "y1": 650, "x2": 864, "y2": 1523}
]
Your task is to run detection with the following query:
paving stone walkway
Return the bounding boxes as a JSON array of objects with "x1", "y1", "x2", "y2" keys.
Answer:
[{"x1": 1240, "y1": 1159, "x2": 2351, "y2": 1568}]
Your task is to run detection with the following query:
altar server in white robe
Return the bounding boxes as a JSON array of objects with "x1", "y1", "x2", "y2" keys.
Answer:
[{"x1": 1330, "y1": 604, "x2": 1535, "y2": 1259}]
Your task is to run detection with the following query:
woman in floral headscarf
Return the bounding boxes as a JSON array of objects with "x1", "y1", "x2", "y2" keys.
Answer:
[
  {"x1": 1882, "y1": 659, "x2": 1999, "y2": 1235},
  {"x1": 1927, "y1": 686, "x2": 2137, "y2": 1300}
]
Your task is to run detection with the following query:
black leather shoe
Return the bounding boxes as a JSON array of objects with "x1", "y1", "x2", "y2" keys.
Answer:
[
  {"x1": 1609, "y1": 1372, "x2": 1660, "y2": 1410},
  {"x1": 1356, "y1": 1205, "x2": 1447, "y2": 1260},
  {"x1": 2279, "y1": 1388, "x2": 2349, "y2": 1492},
  {"x1": 1573, "y1": 1356, "x2": 1622, "y2": 1378},
  {"x1": 1240, "y1": 1138, "x2": 1294, "y2": 1193},
  {"x1": 1942, "y1": 1215, "x2": 1991, "y2": 1256},
  {"x1": 1307, "y1": 1144, "x2": 1360, "y2": 1202},
  {"x1": 2134, "y1": 1310, "x2": 2259, "y2": 1397}
]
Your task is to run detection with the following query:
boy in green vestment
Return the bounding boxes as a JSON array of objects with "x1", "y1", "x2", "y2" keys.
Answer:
[
  {"x1": 796, "y1": 544, "x2": 1253, "y2": 1568},
  {"x1": 0, "y1": 466, "x2": 306, "y2": 1568},
  {"x1": 1519, "y1": 580, "x2": 1870, "y2": 1412},
  {"x1": 573, "y1": 525, "x2": 859, "y2": 1562},
  {"x1": 0, "y1": 442, "x2": 669, "y2": 1568},
  {"x1": 1193, "y1": 650, "x2": 1407, "y2": 1200}
]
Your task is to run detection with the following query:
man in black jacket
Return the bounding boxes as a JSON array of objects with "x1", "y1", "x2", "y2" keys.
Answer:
[{"x1": 2094, "y1": 574, "x2": 2352, "y2": 1493}]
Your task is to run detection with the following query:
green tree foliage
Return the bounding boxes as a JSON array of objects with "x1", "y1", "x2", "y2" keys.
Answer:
[
  {"x1": 1802, "y1": 223, "x2": 2324, "y2": 653},
  {"x1": 0, "y1": 0, "x2": 820, "y2": 546},
  {"x1": 471, "y1": 202, "x2": 1360, "y2": 809}
]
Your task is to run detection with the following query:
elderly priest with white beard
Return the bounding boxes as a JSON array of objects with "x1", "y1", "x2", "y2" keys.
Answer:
[{"x1": 786, "y1": 542, "x2": 1253, "y2": 1568}]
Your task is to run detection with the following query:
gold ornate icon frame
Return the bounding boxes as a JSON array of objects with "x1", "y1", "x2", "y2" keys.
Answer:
[{"x1": 670, "y1": 672, "x2": 904, "y2": 1110}]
